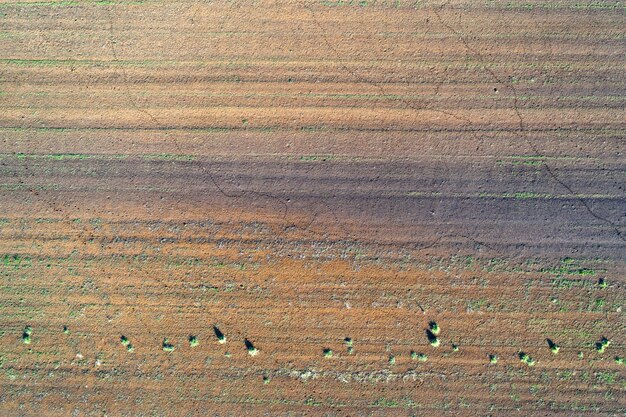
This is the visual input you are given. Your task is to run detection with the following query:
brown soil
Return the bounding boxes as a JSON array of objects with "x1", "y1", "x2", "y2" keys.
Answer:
[{"x1": 0, "y1": 0, "x2": 624, "y2": 415}]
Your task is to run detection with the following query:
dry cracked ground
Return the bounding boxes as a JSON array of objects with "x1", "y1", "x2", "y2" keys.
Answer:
[{"x1": 0, "y1": 0, "x2": 625, "y2": 416}]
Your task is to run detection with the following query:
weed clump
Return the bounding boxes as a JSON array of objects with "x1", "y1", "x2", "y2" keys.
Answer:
[
  {"x1": 615, "y1": 356, "x2": 624, "y2": 365},
  {"x1": 598, "y1": 278, "x2": 607, "y2": 288},
  {"x1": 22, "y1": 326, "x2": 32, "y2": 344},
  {"x1": 429, "y1": 321, "x2": 440, "y2": 335},
  {"x1": 519, "y1": 351, "x2": 535, "y2": 366},
  {"x1": 388, "y1": 355, "x2": 396, "y2": 365},
  {"x1": 489, "y1": 354, "x2": 498, "y2": 364},
  {"x1": 323, "y1": 348, "x2": 333, "y2": 358},
  {"x1": 162, "y1": 338, "x2": 175, "y2": 352},
  {"x1": 189, "y1": 335, "x2": 198, "y2": 347},
  {"x1": 547, "y1": 339, "x2": 560, "y2": 354},
  {"x1": 451, "y1": 343, "x2": 459, "y2": 352},
  {"x1": 578, "y1": 351, "x2": 584, "y2": 359},
  {"x1": 595, "y1": 337, "x2": 611, "y2": 353},
  {"x1": 263, "y1": 375, "x2": 271, "y2": 384},
  {"x1": 245, "y1": 339, "x2": 258, "y2": 356},
  {"x1": 213, "y1": 326, "x2": 226, "y2": 344},
  {"x1": 63, "y1": 326, "x2": 69, "y2": 334}
]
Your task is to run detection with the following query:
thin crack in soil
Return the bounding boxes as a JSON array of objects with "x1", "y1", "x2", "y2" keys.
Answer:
[
  {"x1": 305, "y1": 0, "x2": 625, "y2": 244},
  {"x1": 101, "y1": 4, "x2": 355, "y2": 343}
]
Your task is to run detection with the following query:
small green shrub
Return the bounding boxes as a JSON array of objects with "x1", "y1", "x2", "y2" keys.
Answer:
[
  {"x1": 489, "y1": 354, "x2": 498, "y2": 364},
  {"x1": 451, "y1": 343, "x2": 459, "y2": 352},
  {"x1": 615, "y1": 356, "x2": 624, "y2": 365},
  {"x1": 429, "y1": 321, "x2": 440, "y2": 335},
  {"x1": 323, "y1": 348, "x2": 333, "y2": 358},
  {"x1": 245, "y1": 339, "x2": 259, "y2": 356},
  {"x1": 120, "y1": 335, "x2": 130, "y2": 346},
  {"x1": 162, "y1": 338, "x2": 175, "y2": 352},
  {"x1": 126, "y1": 344, "x2": 134, "y2": 353},
  {"x1": 213, "y1": 326, "x2": 226, "y2": 344},
  {"x1": 426, "y1": 329, "x2": 440, "y2": 347},
  {"x1": 578, "y1": 351, "x2": 584, "y2": 359},
  {"x1": 63, "y1": 326, "x2": 69, "y2": 334},
  {"x1": 546, "y1": 339, "x2": 560, "y2": 354},
  {"x1": 519, "y1": 351, "x2": 535, "y2": 366},
  {"x1": 411, "y1": 351, "x2": 428, "y2": 362},
  {"x1": 596, "y1": 337, "x2": 611, "y2": 353},
  {"x1": 598, "y1": 278, "x2": 607, "y2": 288},
  {"x1": 388, "y1": 355, "x2": 396, "y2": 365},
  {"x1": 22, "y1": 326, "x2": 32, "y2": 344},
  {"x1": 263, "y1": 375, "x2": 271, "y2": 384},
  {"x1": 344, "y1": 338, "x2": 354, "y2": 354},
  {"x1": 189, "y1": 335, "x2": 198, "y2": 347}
]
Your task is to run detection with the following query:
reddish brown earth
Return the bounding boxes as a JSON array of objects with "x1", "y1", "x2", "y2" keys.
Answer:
[{"x1": 0, "y1": 0, "x2": 624, "y2": 415}]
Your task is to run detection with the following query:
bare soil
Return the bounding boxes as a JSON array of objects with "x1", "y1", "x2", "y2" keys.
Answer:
[{"x1": 0, "y1": 0, "x2": 624, "y2": 415}]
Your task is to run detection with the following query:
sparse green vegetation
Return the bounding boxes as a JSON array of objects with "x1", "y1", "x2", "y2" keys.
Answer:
[
  {"x1": 388, "y1": 355, "x2": 396, "y2": 365},
  {"x1": 323, "y1": 348, "x2": 333, "y2": 358},
  {"x1": 595, "y1": 337, "x2": 611, "y2": 354},
  {"x1": 489, "y1": 354, "x2": 498, "y2": 364},
  {"x1": 120, "y1": 335, "x2": 130, "y2": 346},
  {"x1": 62, "y1": 325, "x2": 69, "y2": 334},
  {"x1": 189, "y1": 335, "x2": 198, "y2": 347},
  {"x1": 263, "y1": 375, "x2": 271, "y2": 384},
  {"x1": 596, "y1": 371, "x2": 617, "y2": 384},
  {"x1": 615, "y1": 357, "x2": 624, "y2": 365},
  {"x1": 598, "y1": 278, "x2": 607, "y2": 288},
  {"x1": 429, "y1": 321, "x2": 440, "y2": 335},
  {"x1": 126, "y1": 344, "x2": 134, "y2": 353},
  {"x1": 451, "y1": 343, "x2": 459, "y2": 352},
  {"x1": 162, "y1": 338, "x2": 175, "y2": 352},
  {"x1": 373, "y1": 397, "x2": 399, "y2": 408},
  {"x1": 578, "y1": 351, "x2": 584, "y2": 359}
]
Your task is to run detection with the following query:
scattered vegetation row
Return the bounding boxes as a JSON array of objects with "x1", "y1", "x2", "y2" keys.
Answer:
[{"x1": 16, "y1": 323, "x2": 622, "y2": 368}]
